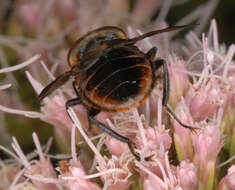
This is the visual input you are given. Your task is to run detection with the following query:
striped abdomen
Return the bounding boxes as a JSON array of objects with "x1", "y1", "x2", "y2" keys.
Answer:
[{"x1": 79, "y1": 46, "x2": 154, "y2": 112}]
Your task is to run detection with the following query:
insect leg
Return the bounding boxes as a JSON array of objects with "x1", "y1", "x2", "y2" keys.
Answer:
[
  {"x1": 65, "y1": 97, "x2": 100, "y2": 134},
  {"x1": 89, "y1": 116, "x2": 141, "y2": 161},
  {"x1": 65, "y1": 97, "x2": 84, "y2": 130},
  {"x1": 160, "y1": 59, "x2": 170, "y2": 106},
  {"x1": 66, "y1": 97, "x2": 82, "y2": 110},
  {"x1": 154, "y1": 59, "x2": 195, "y2": 131},
  {"x1": 146, "y1": 47, "x2": 157, "y2": 61},
  {"x1": 66, "y1": 100, "x2": 140, "y2": 160},
  {"x1": 88, "y1": 109, "x2": 100, "y2": 132},
  {"x1": 72, "y1": 81, "x2": 80, "y2": 96}
]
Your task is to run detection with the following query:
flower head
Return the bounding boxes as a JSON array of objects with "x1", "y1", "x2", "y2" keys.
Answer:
[
  {"x1": 218, "y1": 165, "x2": 235, "y2": 190},
  {"x1": 0, "y1": 1, "x2": 234, "y2": 190},
  {"x1": 58, "y1": 160, "x2": 101, "y2": 190},
  {"x1": 176, "y1": 160, "x2": 198, "y2": 190},
  {"x1": 172, "y1": 99, "x2": 195, "y2": 161},
  {"x1": 10, "y1": 134, "x2": 60, "y2": 190},
  {"x1": 96, "y1": 155, "x2": 132, "y2": 190},
  {"x1": 192, "y1": 124, "x2": 223, "y2": 190},
  {"x1": 168, "y1": 56, "x2": 190, "y2": 108}
]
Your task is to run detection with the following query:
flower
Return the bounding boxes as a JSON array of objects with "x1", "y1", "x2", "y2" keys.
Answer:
[
  {"x1": 58, "y1": 160, "x2": 101, "y2": 190},
  {"x1": 172, "y1": 99, "x2": 195, "y2": 161},
  {"x1": 185, "y1": 80, "x2": 224, "y2": 122},
  {"x1": 96, "y1": 154, "x2": 133, "y2": 190},
  {"x1": 192, "y1": 124, "x2": 223, "y2": 190},
  {"x1": 105, "y1": 136, "x2": 128, "y2": 157},
  {"x1": 0, "y1": 1, "x2": 234, "y2": 190},
  {"x1": 168, "y1": 56, "x2": 190, "y2": 108},
  {"x1": 176, "y1": 160, "x2": 198, "y2": 190},
  {"x1": 0, "y1": 161, "x2": 22, "y2": 190},
  {"x1": 10, "y1": 133, "x2": 60, "y2": 190},
  {"x1": 218, "y1": 165, "x2": 235, "y2": 190},
  {"x1": 17, "y1": 2, "x2": 41, "y2": 32}
]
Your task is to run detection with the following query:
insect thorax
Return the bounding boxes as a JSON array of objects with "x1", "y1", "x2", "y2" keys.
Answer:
[{"x1": 68, "y1": 26, "x2": 127, "y2": 68}]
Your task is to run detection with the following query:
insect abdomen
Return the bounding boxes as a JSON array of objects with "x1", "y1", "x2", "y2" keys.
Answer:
[{"x1": 81, "y1": 46, "x2": 153, "y2": 111}]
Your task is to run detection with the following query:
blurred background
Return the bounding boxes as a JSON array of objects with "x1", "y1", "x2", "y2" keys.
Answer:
[{"x1": 0, "y1": 0, "x2": 234, "y2": 156}]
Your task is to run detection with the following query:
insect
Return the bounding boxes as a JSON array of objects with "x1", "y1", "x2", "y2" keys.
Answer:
[{"x1": 38, "y1": 25, "x2": 195, "y2": 160}]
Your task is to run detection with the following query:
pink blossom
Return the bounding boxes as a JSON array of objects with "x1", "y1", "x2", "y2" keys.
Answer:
[
  {"x1": 25, "y1": 160, "x2": 59, "y2": 190},
  {"x1": 220, "y1": 76, "x2": 235, "y2": 149},
  {"x1": 135, "y1": 125, "x2": 172, "y2": 157},
  {"x1": 0, "y1": 1, "x2": 234, "y2": 189},
  {"x1": 96, "y1": 155, "x2": 132, "y2": 190},
  {"x1": 17, "y1": 2, "x2": 41, "y2": 31},
  {"x1": 105, "y1": 136, "x2": 128, "y2": 157},
  {"x1": 143, "y1": 176, "x2": 166, "y2": 190},
  {"x1": 11, "y1": 134, "x2": 59, "y2": 190},
  {"x1": 138, "y1": 152, "x2": 187, "y2": 190},
  {"x1": 58, "y1": 160, "x2": 100, "y2": 190},
  {"x1": 192, "y1": 125, "x2": 223, "y2": 190},
  {"x1": 193, "y1": 125, "x2": 222, "y2": 165},
  {"x1": 40, "y1": 95, "x2": 91, "y2": 152},
  {"x1": 41, "y1": 95, "x2": 87, "y2": 132},
  {"x1": 168, "y1": 56, "x2": 190, "y2": 108},
  {"x1": 172, "y1": 99, "x2": 195, "y2": 161},
  {"x1": 176, "y1": 160, "x2": 198, "y2": 190},
  {"x1": 218, "y1": 165, "x2": 235, "y2": 190},
  {"x1": 185, "y1": 80, "x2": 224, "y2": 122},
  {"x1": 0, "y1": 161, "x2": 23, "y2": 189},
  {"x1": 54, "y1": 0, "x2": 77, "y2": 21}
]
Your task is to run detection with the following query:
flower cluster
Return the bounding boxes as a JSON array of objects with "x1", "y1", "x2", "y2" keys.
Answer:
[{"x1": 0, "y1": 0, "x2": 234, "y2": 190}]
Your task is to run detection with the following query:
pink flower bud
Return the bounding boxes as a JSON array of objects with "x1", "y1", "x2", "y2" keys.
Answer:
[
  {"x1": 41, "y1": 95, "x2": 89, "y2": 132},
  {"x1": 185, "y1": 82, "x2": 223, "y2": 122},
  {"x1": 176, "y1": 160, "x2": 198, "y2": 190},
  {"x1": 135, "y1": 126, "x2": 172, "y2": 154},
  {"x1": 55, "y1": 0, "x2": 77, "y2": 21},
  {"x1": 11, "y1": 134, "x2": 59, "y2": 190},
  {"x1": 218, "y1": 165, "x2": 235, "y2": 190},
  {"x1": 105, "y1": 136, "x2": 128, "y2": 157},
  {"x1": 17, "y1": 2, "x2": 40, "y2": 31},
  {"x1": 192, "y1": 125, "x2": 222, "y2": 190},
  {"x1": 168, "y1": 57, "x2": 190, "y2": 108},
  {"x1": 0, "y1": 162, "x2": 23, "y2": 189},
  {"x1": 193, "y1": 125, "x2": 222, "y2": 165},
  {"x1": 220, "y1": 76, "x2": 235, "y2": 155},
  {"x1": 58, "y1": 160, "x2": 101, "y2": 190},
  {"x1": 172, "y1": 100, "x2": 194, "y2": 161},
  {"x1": 143, "y1": 176, "x2": 166, "y2": 190},
  {"x1": 25, "y1": 160, "x2": 59, "y2": 190},
  {"x1": 96, "y1": 155, "x2": 132, "y2": 190},
  {"x1": 41, "y1": 95, "x2": 90, "y2": 152}
]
